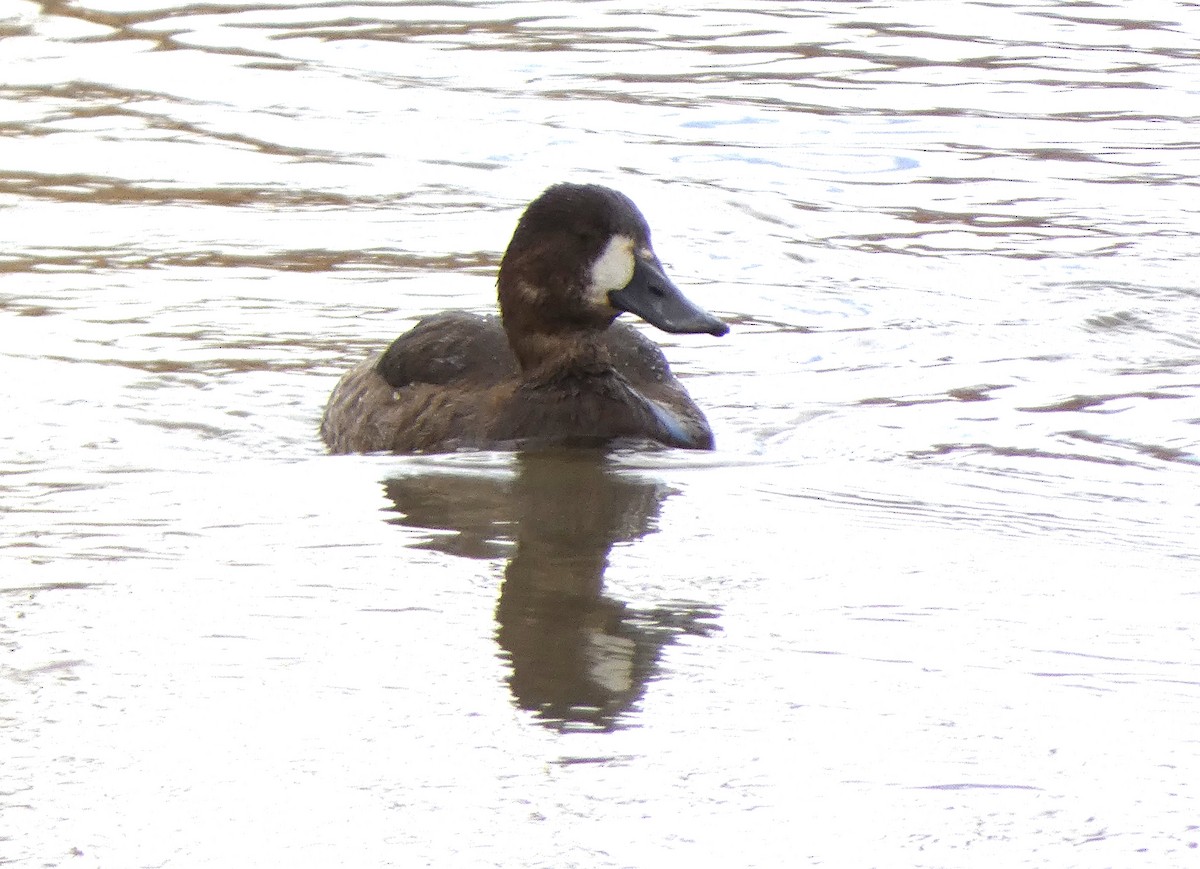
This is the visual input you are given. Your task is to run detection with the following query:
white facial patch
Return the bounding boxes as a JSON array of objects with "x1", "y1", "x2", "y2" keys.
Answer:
[{"x1": 588, "y1": 234, "x2": 636, "y2": 305}]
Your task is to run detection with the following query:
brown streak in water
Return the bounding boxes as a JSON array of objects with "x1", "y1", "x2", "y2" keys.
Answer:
[
  {"x1": 1064, "y1": 430, "x2": 1200, "y2": 466},
  {"x1": 38, "y1": 355, "x2": 306, "y2": 374},
  {"x1": 269, "y1": 16, "x2": 559, "y2": 44},
  {"x1": 860, "y1": 384, "x2": 1010, "y2": 407},
  {"x1": 1035, "y1": 13, "x2": 1182, "y2": 32},
  {"x1": 1, "y1": 581, "x2": 100, "y2": 593},
  {"x1": 1084, "y1": 312, "x2": 1150, "y2": 332},
  {"x1": 0, "y1": 249, "x2": 498, "y2": 274},
  {"x1": 828, "y1": 237, "x2": 1135, "y2": 260},
  {"x1": 520, "y1": 82, "x2": 1189, "y2": 123},
  {"x1": 897, "y1": 207, "x2": 1082, "y2": 230},
  {"x1": 0, "y1": 169, "x2": 401, "y2": 206},
  {"x1": 917, "y1": 443, "x2": 1132, "y2": 467},
  {"x1": 0, "y1": 20, "x2": 34, "y2": 38},
  {"x1": 8, "y1": 660, "x2": 89, "y2": 680},
  {"x1": 1019, "y1": 392, "x2": 1188, "y2": 413},
  {"x1": 944, "y1": 142, "x2": 1168, "y2": 165},
  {"x1": 0, "y1": 88, "x2": 366, "y2": 163},
  {"x1": 29, "y1": 0, "x2": 312, "y2": 56},
  {"x1": 117, "y1": 109, "x2": 362, "y2": 163},
  {"x1": 946, "y1": 385, "x2": 1010, "y2": 402}
]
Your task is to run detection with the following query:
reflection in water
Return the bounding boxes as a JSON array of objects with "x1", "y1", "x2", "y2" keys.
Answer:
[{"x1": 384, "y1": 451, "x2": 720, "y2": 732}]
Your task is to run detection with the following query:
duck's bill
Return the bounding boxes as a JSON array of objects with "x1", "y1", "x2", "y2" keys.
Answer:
[{"x1": 609, "y1": 256, "x2": 729, "y2": 337}]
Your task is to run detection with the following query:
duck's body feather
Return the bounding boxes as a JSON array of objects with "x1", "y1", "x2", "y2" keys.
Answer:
[
  {"x1": 320, "y1": 183, "x2": 727, "y2": 455},
  {"x1": 320, "y1": 314, "x2": 711, "y2": 453}
]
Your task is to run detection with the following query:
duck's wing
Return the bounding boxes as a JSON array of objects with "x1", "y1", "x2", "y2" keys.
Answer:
[
  {"x1": 376, "y1": 312, "x2": 517, "y2": 388},
  {"x1": 322, "y1": 312, "x2": 518, "y2": 454}
]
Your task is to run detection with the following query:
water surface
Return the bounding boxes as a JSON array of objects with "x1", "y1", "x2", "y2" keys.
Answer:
[{"x1": 3, "y1": 1, "x2": 1199, "y2": 866}]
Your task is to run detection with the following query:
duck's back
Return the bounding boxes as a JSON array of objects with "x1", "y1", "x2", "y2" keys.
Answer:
[
  {"x1": 320, "y1": 312, "x2": 712, "y2": 454},
  {"x1": 320, "y1": 312, "x2": 513, "y2": 454},
  {"x1": 375, "y1": 311, "x2": 516, "y2": 390}
]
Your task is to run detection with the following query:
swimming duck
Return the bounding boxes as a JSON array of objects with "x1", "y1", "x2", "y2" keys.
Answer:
[{"x1": 320, "y1": 183, "x2": 729, "y2": 454}]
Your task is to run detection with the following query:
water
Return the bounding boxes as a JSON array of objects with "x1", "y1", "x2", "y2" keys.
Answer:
[{"x1": 3, "y1": 1, "x2": 1199, "y2": 866}]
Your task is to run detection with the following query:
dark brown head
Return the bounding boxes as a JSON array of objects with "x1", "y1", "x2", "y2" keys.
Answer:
[{"x1": 497, "y1": 183, "x2": 728, "y2": 369}]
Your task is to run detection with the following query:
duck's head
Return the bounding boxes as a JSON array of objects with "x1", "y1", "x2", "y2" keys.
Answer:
[{"x1": 498, "y1": 183, "x2": 728, "y2": 368}]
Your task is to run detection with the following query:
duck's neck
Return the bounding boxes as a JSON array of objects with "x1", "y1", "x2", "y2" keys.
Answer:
[
  {"x1": 499, "y1": 272, "x2": 620, "y2": 375},
  {"x1": 501, "y1": 307, "x2": 616, "y2": 378}
]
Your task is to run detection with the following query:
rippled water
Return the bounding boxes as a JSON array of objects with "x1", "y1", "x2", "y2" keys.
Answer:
[{"x1": 4, "y1": 1, "x2": 1199, "y2": 866}]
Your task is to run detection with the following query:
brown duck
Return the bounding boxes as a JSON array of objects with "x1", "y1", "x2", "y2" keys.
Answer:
[{"x1": 320, "y1": 183, "x2": 729, "y2": 454}]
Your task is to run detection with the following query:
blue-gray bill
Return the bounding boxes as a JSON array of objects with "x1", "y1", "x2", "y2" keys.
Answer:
[{"x1": 609, "y1": 256, "x2": 729, "y2": 337}]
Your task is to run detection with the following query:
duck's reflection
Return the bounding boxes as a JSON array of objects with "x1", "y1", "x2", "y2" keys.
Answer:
[{"x1": 383, "y1": 450, "x2": 720, "y2": 732}]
